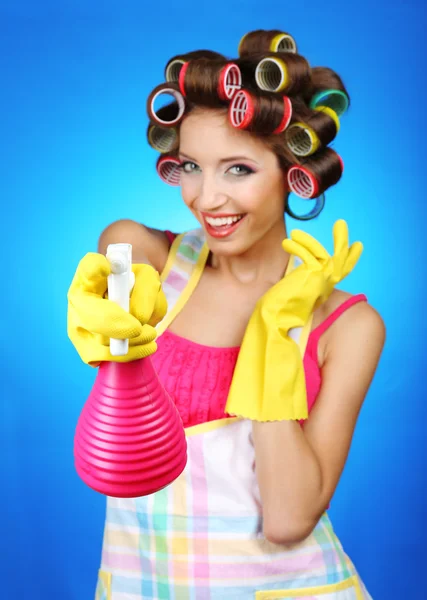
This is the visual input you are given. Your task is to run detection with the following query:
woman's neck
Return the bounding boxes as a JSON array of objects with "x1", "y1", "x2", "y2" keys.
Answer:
[{"x1": 208, "y1": 219, "x2": 290, "y2": 286}]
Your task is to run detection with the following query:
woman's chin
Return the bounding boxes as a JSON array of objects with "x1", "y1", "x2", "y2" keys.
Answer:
[{"x1": 206, "y1": 234, "x2": 253, "y2": 257}]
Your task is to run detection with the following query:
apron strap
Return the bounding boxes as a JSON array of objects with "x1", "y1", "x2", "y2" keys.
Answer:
[{"x1": 157, "y1": 228, "x2": 209, "y2": 335}]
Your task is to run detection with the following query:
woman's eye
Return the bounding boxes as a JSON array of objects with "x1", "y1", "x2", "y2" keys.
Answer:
[
  {"x1": 179, "y1": 162, "x2": 253, "y2": 176},
  {"x1": 180, "y1": 161, "x2": 199, "y2": 173},
  {"x1": 228, "y1": 164, "x2": 254, "y2": 176}
]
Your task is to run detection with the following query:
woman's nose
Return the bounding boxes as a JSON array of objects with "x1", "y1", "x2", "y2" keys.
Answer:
[{"x1": 197, "y1": 178, "x2": 228, "y2": 212}]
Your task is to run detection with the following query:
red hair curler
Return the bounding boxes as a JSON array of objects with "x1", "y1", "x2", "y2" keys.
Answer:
[
  {"x1": 287, "y1": 148, "x2": 344, "y2": 199},
  {"x1": 179, "y1": 61, "x2": 242, "y2": 101},
  {"x1": 217, "y1": 63, "x2": 242, "y2": 100},
  {"x1": 272, "y1": 96, "x2": 293, "y2": 133},
  {"x1": 287, "y1": 164, "x2": 320, "y2": 199},
  {"x1": 156, "y1": 156, "x2": 181, "y2": 186},
  {"x1": 229, "y1": 89, "x2": 254, "y2": 129},
  {"x1": 229, "y1": 89, "x2": 292, "y2": 134}
]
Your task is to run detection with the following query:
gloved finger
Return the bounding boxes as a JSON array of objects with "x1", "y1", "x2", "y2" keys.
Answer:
[
  {"x1": 147, "y1": 286, "x2": 168, "y2": 327},
  {"x1": 130, "y1": 264, "x2": 165, "y2": 325},
  {"x1": 282, "y1": 239, "x2": 323, "y2": 270},
  {"x1": 70, "y1": 293, "x2": 143, "y2": 339},
  {"x1": 343, "y1": 241, "x2": 363, "y2": 277},
  {"x1": 97, "y1": 323, "x2": 157, "y2": 347},
  {"x1": 128, "y1": 323, "x2": 158, "y2": 346},
  {"x1": 332, "y1": 220, "x2": 350, "y2": 258},
  {"x1": 69, "y1": 253, "x2": 111, "y2": 296},
  {"x1": 289, "y1": 229, "x2": 330, "y2": 262}
]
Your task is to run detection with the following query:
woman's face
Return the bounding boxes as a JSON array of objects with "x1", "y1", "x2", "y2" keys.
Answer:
[{"x1": 178, "y1": 108, "x2": 287, "y2": 255}]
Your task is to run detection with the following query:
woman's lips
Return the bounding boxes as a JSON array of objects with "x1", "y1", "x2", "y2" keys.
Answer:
[{"x1": 201, "y1": 213, "x2": 247, "y2": 238}]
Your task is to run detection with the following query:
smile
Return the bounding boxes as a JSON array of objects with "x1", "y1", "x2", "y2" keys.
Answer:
[{"x1": 201, "y1": 213, "x2": 247, "y2": 238}]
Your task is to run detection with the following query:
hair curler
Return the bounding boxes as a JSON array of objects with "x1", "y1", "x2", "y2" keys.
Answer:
[
  {"x1": 165, "y1": 58, "x2": 186, "y2": 83},
  {"x1": 229, "y1": 89, "x2": 254, "y2": 130},
  {"x1": 269, "y1": 32, "x2": 297, "y2": 53},
  {"x1": 148, "y1": 124, "x2": 178, "y2": 154},
  {"x1": 288, "y1": 164, "x2": 321, "y2": 199},
  {"x1": 285, "y1": 192, "x2": 326, "y2": 221},
  {"x1": 147, "y1": 83, "x2": 186, "y2": 128},
  {"x1": 238, "y1": 30, "x2": 297, "y2": 57},
  {"x1": 255, "y1": 56, "x2": 290, "y2": 93},
  {"x1": 287, "y1": 152, "x2": 344, "y2": 199},
  {"x1": 178, "y1": 60, "x2": 242, "y2": 101},
  {"x1": 252, "y1": 54, "x2": 310, "y2": 95},
  {"x1": 309, "y1": 89, "x2": 349, "y2": 117},
  {"x1": 217, "y1": 63, "x2": 242, "y2": 100},
  {"x1": 156, "y1": 155, "x2": 181, "y2": 186},
  {"x1": 285, "y1": 107, "x2": 340, "y2": 157},
  {"x1": 228, "y1": 89, "x2": 292, "y2": 134}
]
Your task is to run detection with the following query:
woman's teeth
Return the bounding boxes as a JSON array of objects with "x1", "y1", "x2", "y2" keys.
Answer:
[{"x1": 205, "y1": 215, "x2": 243, "y2": 227}]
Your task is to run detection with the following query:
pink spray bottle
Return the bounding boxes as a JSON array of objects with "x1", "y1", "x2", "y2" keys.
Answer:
[{"x1": 74, "y1": 243, "x2": 187, "y2": 498}]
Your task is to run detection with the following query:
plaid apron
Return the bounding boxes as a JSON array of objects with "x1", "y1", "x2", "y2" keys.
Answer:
[{"x1": 95, "y1": 229, "x2": 372, "y2": 600}]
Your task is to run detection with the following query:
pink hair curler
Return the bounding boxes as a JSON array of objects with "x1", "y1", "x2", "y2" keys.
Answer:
[
  {"x1": 179, "y1": 61, "x2": 242, "y2": 101},
  {"x1": 217, "y1": 63, "x2": 242, "y2": 100},
  {"x1": 229, "y1": 89, "x2": 255, "y2": 130},
  {"x1": 229, "y1": 89, "x2": 292, "y2": 134},
  {"x1": 74, "y1": 244, "x2": 187, "y2": 498},
  {"x1": 287, "y1": 165, "x2": 320, "y2": 199},
  {"x1": 156, "y1": 156, "x2": 181, "y2": 186},
  {"x1": 272, "y1": 96, "x2": 293, "y2": 133},
  {"x1": 178, "y1": 62, "x2": 190, "y2": 96}
]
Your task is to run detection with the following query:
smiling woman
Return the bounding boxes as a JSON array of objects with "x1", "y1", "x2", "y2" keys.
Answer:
[
  {"x1": 67, "y1": 27, "x2": 385, "y2": 600},
  {"x1": 178, "y1": 109, "x2": 288, "y2": 250}
]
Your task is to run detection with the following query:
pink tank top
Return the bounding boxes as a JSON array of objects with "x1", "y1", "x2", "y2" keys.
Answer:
[{"x1": 152, "y1": 231, "x2": 367, "y2": 427}]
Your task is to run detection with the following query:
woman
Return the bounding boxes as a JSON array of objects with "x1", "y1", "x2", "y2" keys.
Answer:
[{"x1": 68, "y1": 29, "x2": 385, "y2": 599}]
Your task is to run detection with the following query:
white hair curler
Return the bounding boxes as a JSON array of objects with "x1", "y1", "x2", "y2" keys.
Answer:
[{"x1": 147, "y1": 84, "x2": 186, "y2": 128}]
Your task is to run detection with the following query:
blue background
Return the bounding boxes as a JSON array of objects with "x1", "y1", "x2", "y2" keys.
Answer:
[{"x1": 1, "y1": 1, "x2": 426, "y2": 598}]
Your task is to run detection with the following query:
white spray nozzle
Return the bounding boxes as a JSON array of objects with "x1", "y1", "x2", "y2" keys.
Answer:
[
  {"x1": 106, "y1": 243, "x2": 133, "y2": 357},
  {"x1": 106, "y1": 243, "x2": 131, "y2": 274},
  {"x1": 108, "y1": 253, "x2": 128, "y2": 275}
]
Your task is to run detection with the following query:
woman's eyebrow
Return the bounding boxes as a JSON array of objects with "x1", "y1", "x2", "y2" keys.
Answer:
[{"x1": 179, "y1": 152, "x2": 258, "y2": 164}]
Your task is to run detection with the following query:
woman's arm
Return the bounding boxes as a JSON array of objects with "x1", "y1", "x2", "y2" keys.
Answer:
[
  {"x1": 97, "y1": 219, "x2": 170, "y2": 271},
  {"x1": 252, "y1": 301, "x2": 386, "y2": 545}
]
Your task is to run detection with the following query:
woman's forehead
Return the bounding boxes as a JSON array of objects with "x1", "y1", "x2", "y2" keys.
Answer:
[{"x1": 179, "y1": 110, "x2": 270, "y2": 159}]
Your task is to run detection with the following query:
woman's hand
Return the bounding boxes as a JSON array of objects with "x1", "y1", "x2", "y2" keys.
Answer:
[
  {"x1": 281, "y1": 219, "x2": 363, "y2": 311},
  {"x1": 225, "y1": 220, "x2": 363, "y2": 421},
  {"x1": 67, "y1": 252, "x2": 167, "y2": 366}
]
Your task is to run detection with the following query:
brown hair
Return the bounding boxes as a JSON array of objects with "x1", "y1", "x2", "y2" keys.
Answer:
[{"x1": 146, "y1": 29, "x2": 350, "y2": 219}]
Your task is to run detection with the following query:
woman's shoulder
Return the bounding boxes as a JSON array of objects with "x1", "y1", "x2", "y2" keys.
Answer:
[
  {"x1": 324, "y1": 289, "x2": 382, "y2": 323},
  {"x1": 321, "y1": 289, "x2": 386, "y2": 356},
  {"x1": 97, "y1": 219, "x2": 171, "y2": 272}
]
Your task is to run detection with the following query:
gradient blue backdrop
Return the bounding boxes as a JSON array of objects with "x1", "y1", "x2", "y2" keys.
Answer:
[{"x1": 1, "y1": 1, "x2": 426, "y2": 599}]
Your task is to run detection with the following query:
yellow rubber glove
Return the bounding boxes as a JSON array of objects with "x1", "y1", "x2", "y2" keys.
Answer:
[
  {"x1": 225, "y1": 220, "x2": 363, "y2": 421},
  {"x1": 67, "y1": 252, "x2": 167, "y2": 366}
]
